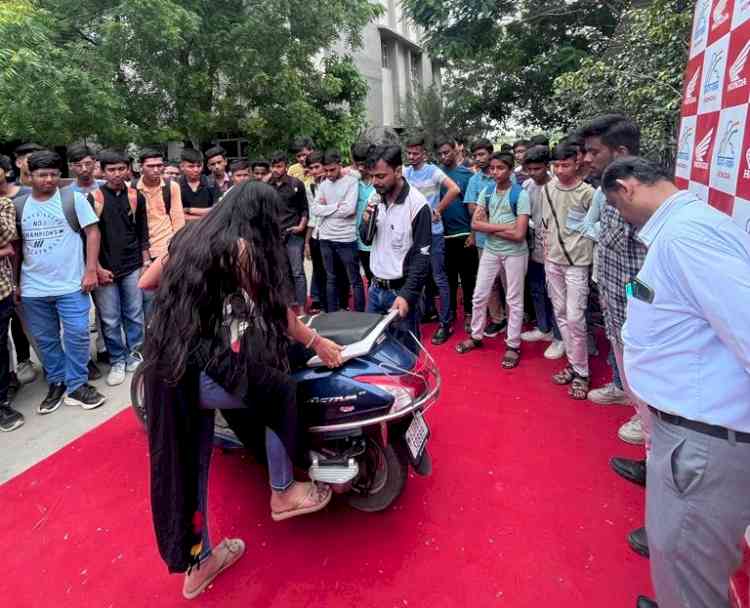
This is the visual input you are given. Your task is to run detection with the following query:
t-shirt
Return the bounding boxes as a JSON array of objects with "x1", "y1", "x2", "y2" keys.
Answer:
[
  {"x1": 355, "y1": 181, "x2": 375, "y2": 252},
  {"x1": 63, "y1": 180, "x2": 104, "y2": 196},
  {"x1": 541, "y1": 179, "x2": 594, "y2": 266},
  {"x1": 180, "y1": 176, "x2": 216, "y2": 209},
  {"x1": 440, "y1": 164, "x2": 473, "y2": 237},
  {"x1": 477, "y1": 186, "x2": 531, "y2": 257},
  {"x1": 19, "y1": 189, "x2": 98, "y2": 298},
  {"x1": 403, "y1": 163, "x2": 447, "y2": 236},
  {"x1": 463, "y1": 169, "x2": 496, "y2": 248}
]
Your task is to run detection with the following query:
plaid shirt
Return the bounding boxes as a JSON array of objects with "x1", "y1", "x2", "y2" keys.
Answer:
[
  {"x1": 0, "y1": 197, "x2": 17, "y2": 301},
  {"x1": 595, "y1": 198, "x2": 647, "y2": 346}
]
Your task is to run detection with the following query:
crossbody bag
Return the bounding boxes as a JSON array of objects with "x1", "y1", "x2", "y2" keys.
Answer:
[{"x1": 543, "y1": 184, "x2": 575, "y2": 266}]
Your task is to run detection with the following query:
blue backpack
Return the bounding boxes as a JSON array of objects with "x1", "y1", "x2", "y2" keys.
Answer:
[{"x1": 482, "y1": 182, "x2": 524, "y2": 216}]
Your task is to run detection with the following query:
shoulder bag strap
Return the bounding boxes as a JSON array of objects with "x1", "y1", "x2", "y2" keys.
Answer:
[{"x1": 543, "y1": 184, "x2": 575, "y2": 266}]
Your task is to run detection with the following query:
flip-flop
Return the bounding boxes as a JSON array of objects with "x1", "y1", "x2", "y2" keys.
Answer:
[
  {"x1": 271, "y1": 483, "x2": 332, "y2": 522},
  {"x1": 182, "y1": 537, "x2": 246, "y2": 600}
]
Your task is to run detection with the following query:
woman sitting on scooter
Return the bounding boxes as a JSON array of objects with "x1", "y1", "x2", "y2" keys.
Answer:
[{"x1": 141, "y1": 181, "x2": 343, "y2": 600}]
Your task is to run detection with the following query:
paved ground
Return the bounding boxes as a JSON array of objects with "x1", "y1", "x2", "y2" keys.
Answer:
[{"x1": 1, "y1": 357, "x2": 133, "y2": 483}]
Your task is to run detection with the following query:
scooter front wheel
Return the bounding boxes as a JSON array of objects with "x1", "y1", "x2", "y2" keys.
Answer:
[{"x1": 347, "y1": 438, "x2": 409, "y2": 512}]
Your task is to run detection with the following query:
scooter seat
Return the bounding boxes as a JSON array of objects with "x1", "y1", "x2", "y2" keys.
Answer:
[{"x1": 307, "y1": 311, "x2": 385, "y2": 346}]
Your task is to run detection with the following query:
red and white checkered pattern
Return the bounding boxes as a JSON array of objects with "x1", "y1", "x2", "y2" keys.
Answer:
[{"x1": 678, "y1": 0, "x2": 750, "y2": 229}]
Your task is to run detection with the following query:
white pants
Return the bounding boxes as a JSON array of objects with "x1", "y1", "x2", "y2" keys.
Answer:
[
  {"x1": 471, "y1": 250, "x2": 528, "y2": 348},
  {"x1": 545, "y1": 261, "x2": 589, "y2": 376}
]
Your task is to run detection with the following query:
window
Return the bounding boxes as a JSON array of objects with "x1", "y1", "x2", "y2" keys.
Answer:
[{"x1": 381, "y1": 41, "x2": 390, "y2": 69}]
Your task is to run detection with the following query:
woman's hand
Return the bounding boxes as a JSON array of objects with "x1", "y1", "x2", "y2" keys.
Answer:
[{"x1": 313, "y1": 336, "x2": 344, "y2": 368}]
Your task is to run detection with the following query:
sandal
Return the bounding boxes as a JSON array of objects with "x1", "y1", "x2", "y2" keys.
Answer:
[
  {"x1": 182, "y1": 537, "x2": 246, "y2": 600},
  {"x1": 271, "y1": 482, "x2": 332, "y2": 522},
  {"x1": 501, "y1": 347, "x2": 521, "y2": 369},
  {"x1": 568, "y1": 375, "x2": 590, "y2": 400},
  {"x1": 552, "y1": 365, "x2": 576, "y2": 385},
  {"x1": 455, "y1": 337, "x2": 482, "y2": 354}
]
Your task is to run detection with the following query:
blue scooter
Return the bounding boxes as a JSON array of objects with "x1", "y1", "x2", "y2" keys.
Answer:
[{"x1": 132, "y1": 310, "x2": 440, "y2": 512}]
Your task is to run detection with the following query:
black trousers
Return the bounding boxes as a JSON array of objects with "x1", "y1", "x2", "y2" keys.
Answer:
[
  {"x1": 309, "y1": 237, "x2": 349, "y2": 310},
  {"x1": 0, "y1": 296, "x2": 11, "y2": 401},
  {"x1": 10, "y1": 308, "x2": 30, "y2": 362},
  {"x1": 444, "y1": 236, "x2": 479, "y2": 317}
]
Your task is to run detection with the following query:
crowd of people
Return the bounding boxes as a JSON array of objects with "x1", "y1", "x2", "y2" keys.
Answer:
[{"x1": 1, "y1": 111, "x2": 748, "y2": 608}]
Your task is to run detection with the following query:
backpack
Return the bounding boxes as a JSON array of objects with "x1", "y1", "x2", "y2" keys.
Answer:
[
  {"x1": 91, "y1": 187, "x2": 138, "y2": 218},
  {"x1": 14, "y1": 188, "x2": 81, "y2": 235},
  {"x1": 482, "y1": 182, "x2": 524, "y2": 216}
]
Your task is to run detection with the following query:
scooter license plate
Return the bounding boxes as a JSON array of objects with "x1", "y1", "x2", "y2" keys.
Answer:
[{"x1": 405, "y1": 412, "x2": 430, "y2": 461}]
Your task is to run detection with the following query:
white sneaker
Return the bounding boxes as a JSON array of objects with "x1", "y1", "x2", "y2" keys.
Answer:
[
  {"x1": 107, "y1": 361, "x2": 127, "y2": 386},
  {"x1": 16, "y1": 360, "x2": 39, "y2": 385},
  {"x1": 618, "y1": 415, "x2": 645, "y2": 445},
  {"x1": 544, "y1": 340, "x2": 565, "y2": 360},
  {"x1": 521, "y1": 328, "x2": 554, "y2": 342},
  {"x1": 588, "y1": 382, "x2": 629, "y2": 405}
]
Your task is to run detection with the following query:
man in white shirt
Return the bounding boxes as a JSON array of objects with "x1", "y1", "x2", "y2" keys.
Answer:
[{"x1": 603, "y1": 156, "x2": 750, "y2": 608}]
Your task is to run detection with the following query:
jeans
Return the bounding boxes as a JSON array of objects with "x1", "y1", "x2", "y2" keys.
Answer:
[
  {"x1": 366, "y1": 283, "x2": 421, "y2": 353},
  {"x1": 22, "y1": 291, "x2": 91, "y2": 392},
  {"x1": 320, "y1": 240, "x2": 365, "y2": 312},
  {"x1": 527, "y1": 260, "x2": 561, "y2": 340},
  {"x1": 285, "y1": 234, "x2": 307, "y2": 308},
  {"x1": 424, "y1": 234, "x2": 452, "y2": 326},
  {"x1": 444, "y1": 235, "x2": 478, "y2": 318},
  {"x1": 93, "y1": 268, "x2": 144, "y2": 365},
  {"x1": 545, "y1": 262, "x2": 590, "y2": 377},
  {"x1": 142, "y1": 289, "x2": 156, "y2": 326},
  {"x1": 0, "y1": 296, "x2": 13, "y2": 402}
]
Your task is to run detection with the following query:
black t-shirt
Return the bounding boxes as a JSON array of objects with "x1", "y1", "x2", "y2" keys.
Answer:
[{"x1": 180, "y1": 176, "x2": 216, "y2": 209}]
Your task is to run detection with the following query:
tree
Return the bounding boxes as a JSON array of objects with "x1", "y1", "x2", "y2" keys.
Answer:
[
  {"x1": 552, "y1": 0, "x2": 694, "y2": 167},
  {"x1": 0, "y1": 0, "x2": 381, "y2": 152}
]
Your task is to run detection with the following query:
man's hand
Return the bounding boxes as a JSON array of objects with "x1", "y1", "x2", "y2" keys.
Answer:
[
  {"x1": 432, "y1": 209, "x2": 442, "y2": 223},
  {"x1": 97, "y1": 267, "x2": 114, "y2": 285},
  {"x1": 81, "y1": 269, "x2": 99, "y2": 293},
  {"x1": 287, "y1": 224, "x2": 305, "y2": 235},
  {"x1": 391, "y1": 296, "x2": 409, "y2": 318},
  {"x1": 362, "y1": 199, "x2": 377, "y2": 224},
  {"x1": 465, "y1": 233, "x2": 475, "y2": 248},
  {"x1": 313, "y1": 336, "x2": 344, "y2": 368}
]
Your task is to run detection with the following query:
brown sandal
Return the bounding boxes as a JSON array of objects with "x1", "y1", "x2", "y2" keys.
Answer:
[
  {"x1": 501, "y1": 347, "x2": 521, "y2": 369},
  {"x1": 182, "y1": 538, "x2": 246, "y2": 599},
  {"x1": 455, "y1": 337, "x2": 482, "y2": 354},
  {"x1": 568, "y1": 375, "x2": 590, "y2": 400},
  {"x1": 552, "y1": 366, "x2": 576, "y2": 385},
  {"x1": 271, "y1": 482, "x2": 332, "y2": 522}
]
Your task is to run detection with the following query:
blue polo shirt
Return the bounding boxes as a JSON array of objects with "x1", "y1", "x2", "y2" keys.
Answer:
[
  {"x1": 440, "y1": 164, "x2": 473, "y2": 237},
  {"x1": 463, "y1": 169, "x2": 496, "y2": 248}
]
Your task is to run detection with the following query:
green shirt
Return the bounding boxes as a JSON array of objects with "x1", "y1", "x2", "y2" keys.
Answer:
[{"x1": 478, "y1": 186, "x2": 531, "y2": 257}]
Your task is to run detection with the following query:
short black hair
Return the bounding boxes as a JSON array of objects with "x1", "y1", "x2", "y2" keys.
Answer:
[
  {"x1": 601, "y1": 156, "x2": 671, "y2": 193},
  {"x1": 180, "y1": 148, "x2": 203, "y2": 164},
  {"x1": 500, "y1": 143, "x2": 512, "y2": 152},
  {"x1": 270, "y1": 151, "x2": 288, "y2": 166},
  {"x1": 366, "y1": 144, "x2": 402, "y2": 170},
  {"x1": 471, "y1": 138, "x2": 494, "y2": 154},
  {"x1": 28, "y1": 150, "x2": 62, "y2": 172},
  {"x1": 523, "y1": 145, "x2": 551, "y2": 165},
  {"x1": 251, "y1": 159, "x2": 271, "y2": 170},
  {"x1": 67, "y1": 144, "x2": 96, "y2": 164},
  {"x1": 529, "y1": 134, "x2": 550, "y2": 148},
  {"x1": 513, "y1": 139, "x2": 531, "y2": 151},
  {"x1": 579, "y1": 114, "x2": 641, "y2": 155},
  {"x1": 98, "y1": 149, "x2": 129, "y2": 170},
  {"x1": 166, "y1": 160, "x2": 180, "y2": 170},
  {"x1": 350, "y1": 142, "x2": 372, "y2": 163},
  {"x1": 323, "y1": 149, "x2": 342, "y2": 165},
  {"x1": 405, "y1": 133, "x2": 427, "y2": 149},
  {"x1": 291, "y1": 136, "x2": 314, "y2": 153},
  {"x1": 205, "y1": 146, "x2": 227, "y2": 162},
  {"x1": 0, "y1": 154, "x2": 13, "y2": 173},
  {"x1": 490, "y1": 151, "x2": 515, "y2": 169},
  {"x1": 230, "y1": 159, "x2": 250, "y2": 172},
  {"x1": 434, "y1": 134, "x2": 456, "y2": 150},
  {"x1": 552, "y1": 143, "x2": 579, "y2": 162},
  {"x1": 139, "y1": 148, "x2": 164, "y2": 163},
  {"x1": 455, "y1": 133, "x2": 468, "y2": 145},
  {"x1": 14, "y1": 143, "x2": 43, "y2": 158},
  {"x1": 306, "y1": 151, "x2": 323, "y2": 166}
]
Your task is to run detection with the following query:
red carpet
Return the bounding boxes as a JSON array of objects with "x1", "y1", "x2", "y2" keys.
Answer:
[{"x1": 1, "y1": 329, "x2": 651, "y2": 607}]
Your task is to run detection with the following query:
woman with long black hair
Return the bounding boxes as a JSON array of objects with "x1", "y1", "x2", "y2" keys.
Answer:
[{"x1": 142, "y1": 181, "x2": 343, "y2": 599}]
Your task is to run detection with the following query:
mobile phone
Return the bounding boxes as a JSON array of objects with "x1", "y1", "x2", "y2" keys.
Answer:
[{"x1": 626, "y1": 278, "x2": 654, "y2": 304}]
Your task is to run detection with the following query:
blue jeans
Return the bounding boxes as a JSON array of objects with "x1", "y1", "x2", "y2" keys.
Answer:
[
  {"x1": 527, "y1": 260, "x2": 561, "y2": 340},
  {"x1": 142, "y1": 288, "x2": 156, "y2": 325},
  {"x1": 286, "y1": 234, "x2": 307, "y2": 308},
  {"x1": 320, "y1": 240, "x2": 365, "y2": 312},
  {"x1": 22, "y1": 291, "x2": 91, "y2": 392},
  {"x1": 93, "y1": 269, "x2": 144, "y2": 365},
  {"x1": 424, "y1": 234, "x2": 452, "y2": 326},
  {"x1": 367, "y1": 283, "x2": 421, "y2": 353}
]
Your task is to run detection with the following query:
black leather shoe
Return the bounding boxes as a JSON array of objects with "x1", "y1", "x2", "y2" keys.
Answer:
[
  {"x1": 628, "y1": 526, "x2": 649, "y2": 558},
  {"x1": 610, "y1": 457, "x2": 646, "y2": 487},
  {"x1": 431, "y1": 324, "x2": 454, "y2": 345},
  {"x1": 636, "y1": 596, "x2": 658, "y2": 608}
]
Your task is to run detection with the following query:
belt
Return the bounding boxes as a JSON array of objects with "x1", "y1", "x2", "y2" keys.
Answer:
[
  {"x1": 372, "y1": 276, "x2": 405, "y2": 290},
  {"x1": 648, "y1": 406, "x2": 750, "y2": 444}
]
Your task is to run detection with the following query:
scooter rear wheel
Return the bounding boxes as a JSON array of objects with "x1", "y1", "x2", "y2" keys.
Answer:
[
  {"x1": 347, "y1": 438, "x2": 409, "y2": 512},
  {"x1": 131, "y1": 363, "x2": 147, "y2": 431}
]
